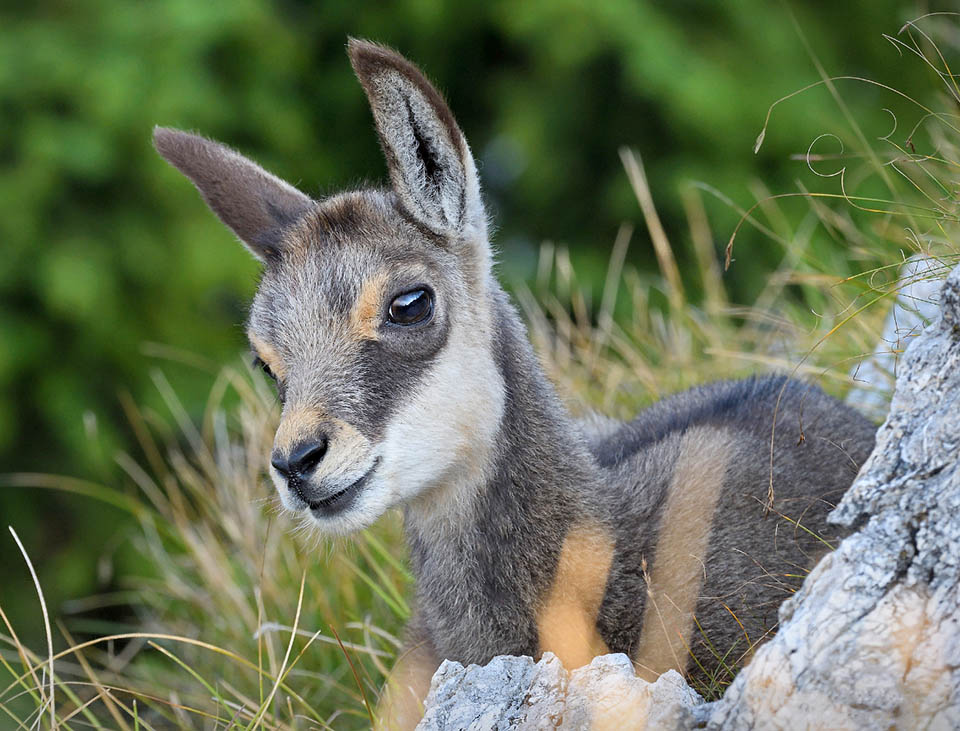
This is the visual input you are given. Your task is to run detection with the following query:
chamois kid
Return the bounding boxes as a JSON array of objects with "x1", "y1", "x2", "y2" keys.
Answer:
[{"x1": 154, "y1": 39, "x2": 876, "y2": 723}]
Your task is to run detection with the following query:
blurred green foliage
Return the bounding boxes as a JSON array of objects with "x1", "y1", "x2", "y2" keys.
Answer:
[{"x1": 0, "y1": 1, "x2": 932, "y2": 633}]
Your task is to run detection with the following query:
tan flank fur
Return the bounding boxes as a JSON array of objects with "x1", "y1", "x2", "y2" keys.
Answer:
[
  {"x1": 537, "y1": 523, "x2": 616, "y2": 670},
  {"x1": 633, "y1": 427, "x2": 735, "y2": 681}
]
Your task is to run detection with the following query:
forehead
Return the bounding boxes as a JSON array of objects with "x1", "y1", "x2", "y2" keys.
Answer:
[{"x1": 248, "y1": 190, "x2": 449, "y2": 335}]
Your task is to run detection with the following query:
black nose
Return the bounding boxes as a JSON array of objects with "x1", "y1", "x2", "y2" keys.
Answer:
[{"x1": 271, "y1": 438, "x2": 328, "y2": 477}]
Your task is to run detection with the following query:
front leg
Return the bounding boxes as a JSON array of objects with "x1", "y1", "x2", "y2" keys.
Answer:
[
  {"x1": 537, "y1": 523, "x2": 615, "y2": 669},
  {"x1": 376, "y1": 616, "x2": 440, "y2": 731}
]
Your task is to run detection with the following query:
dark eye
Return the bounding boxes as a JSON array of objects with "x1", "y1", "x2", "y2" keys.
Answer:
[
  {"x1": 388, "y1": 288, "x2": 433, "y2": 325},
  {"x1": 253, "y1": 356, "x2": 276, "y2": 382}
]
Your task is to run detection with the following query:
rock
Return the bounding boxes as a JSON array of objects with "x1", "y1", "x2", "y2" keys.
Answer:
[
  {"x1": 417, "y1": 653, "x2": 702, "y2": 730},
  {"x1": 705, "y1": 263, "x2": 960, "y2": 730},
  {"x1": 564, "y1": 656, "x2": 701, "y2": 730},
  {"x1": 417, "y1": 264, "x2": 960, "y2": 730},
  {"x1": 846, "y1": 253, "x2": 944, "y2": 420}
]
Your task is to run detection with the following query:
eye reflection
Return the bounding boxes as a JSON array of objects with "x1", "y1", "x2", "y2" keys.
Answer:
[{"x1": 388, "y1": 288, "x2": 433, "y2": 325}]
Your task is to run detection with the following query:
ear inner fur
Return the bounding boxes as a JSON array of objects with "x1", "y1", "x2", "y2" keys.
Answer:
[
  {"x1": 347, "y1": 39, "x2": 466, "y2": 161},
  {"x1": 347, "y1": 38, "x2": 484, "y2": 239}
]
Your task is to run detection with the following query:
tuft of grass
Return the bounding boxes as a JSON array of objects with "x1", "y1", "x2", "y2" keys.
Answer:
[
  {"x1": 521, "y1": 13, "x2": 960, "y2": 427},
  {"x1": 4, "y1": 11, "x2": 960, "y2": 724}
]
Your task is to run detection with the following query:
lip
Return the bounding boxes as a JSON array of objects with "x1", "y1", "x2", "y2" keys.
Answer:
[{"x1": 308, "y1": 458, "x2": 380, "y2": 516}]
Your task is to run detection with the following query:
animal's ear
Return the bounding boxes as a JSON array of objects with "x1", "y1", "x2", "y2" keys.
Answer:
[
  {"x1": 348, "y1": 39, "x2": 486, "y2": 240},
  {"x1": 153, "y1": 127, "x2": 313, "y2": 261}
]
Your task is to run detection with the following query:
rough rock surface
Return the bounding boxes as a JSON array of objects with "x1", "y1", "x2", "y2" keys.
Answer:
[
  {"x1": 417, "y1": 652, "x2": 702, "y2": 730},
  {"x1": 416, "y1": 264, "x2": 960, "y2": 730}
]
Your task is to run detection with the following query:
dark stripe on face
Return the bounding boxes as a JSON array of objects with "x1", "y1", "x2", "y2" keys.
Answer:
[{"x1": 352, "y1": 307, "x2": 450, "y2": 440}]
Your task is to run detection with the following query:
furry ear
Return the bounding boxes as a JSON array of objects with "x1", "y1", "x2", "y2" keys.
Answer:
[
  {"x1": 348, "y1": 39, "x2": 485, "y2": 240},
  {"x1": 153, "y1": 127, "x2": 313, "y2": 260}
]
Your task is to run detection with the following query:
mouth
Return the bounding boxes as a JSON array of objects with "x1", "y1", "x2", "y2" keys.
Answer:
[{"x1": 308, "y1": 458, "x2": 381, "y2": 516}]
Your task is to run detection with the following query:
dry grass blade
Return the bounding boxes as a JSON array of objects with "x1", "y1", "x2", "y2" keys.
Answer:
[
  {"x1": 326, "y1": 623, "x2": 375, "y2": 729},
  {"x1": 0, "y1": 606, "x2": 45, "y2": 713},
  {"x1": 56, "y1": 621, "x2": 128, "y2": 731},
  {"x1": 8, "y1": 527, "x2": 54, "y2": 729},
  {"x1": 682, "y1": 187, "x2": 727, "y2": 319},
  {"x1": 619, "y1": 147, "x2": 685, "y2": 313},
  {"x1": 247, "y1": 571, "x2": 307, "y2": 729}
]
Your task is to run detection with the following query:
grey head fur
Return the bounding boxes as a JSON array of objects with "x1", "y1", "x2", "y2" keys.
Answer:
[
  {"x1": 155, "y1": 39, "x2": 504, "y2": 539},
  {"x1": 154, "y1": 38, "x2": 877, "y2": 719}
]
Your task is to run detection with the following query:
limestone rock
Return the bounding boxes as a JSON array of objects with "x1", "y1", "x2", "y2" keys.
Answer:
[{"x1": 416, "y1": 653, "x2": 702, "y2": 730}]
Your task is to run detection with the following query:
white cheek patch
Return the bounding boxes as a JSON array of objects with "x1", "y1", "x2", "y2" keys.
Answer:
[{"x1": 376, "y1": 318, "x2": 506, "y2": 511}]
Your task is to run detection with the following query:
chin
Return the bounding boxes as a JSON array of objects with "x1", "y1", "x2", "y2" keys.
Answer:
[
  {"x1": 270, "y1": 461, "x2": 389, "y2": 535},
  {"x1": 306, "y1": 485, "x2": 390, "y2": 535}
]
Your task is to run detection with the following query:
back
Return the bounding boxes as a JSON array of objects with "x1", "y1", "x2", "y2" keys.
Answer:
[{"x1": 586, "y1": 375, "x2": 876, "y2": 690}]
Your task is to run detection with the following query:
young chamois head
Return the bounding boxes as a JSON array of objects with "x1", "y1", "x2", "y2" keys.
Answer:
[{"x1": 154, "y1": 39, "x2": 505, "y2": 534}]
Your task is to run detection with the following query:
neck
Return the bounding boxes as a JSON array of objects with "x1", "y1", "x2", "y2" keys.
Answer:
[
  {"x1": 402, "y1": 289, "x2": 601, "y2": 662},
  {"x1": 404, "y1": 289, "x2": 594, "y2": 531}
]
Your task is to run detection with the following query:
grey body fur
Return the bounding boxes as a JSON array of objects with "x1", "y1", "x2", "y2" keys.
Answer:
[
  {"x1": 153, "y1": 38, "x2": 876, "y2": 710},
  {"x1": 408, "y1": 292, "x2": 873, "y2": 672}
]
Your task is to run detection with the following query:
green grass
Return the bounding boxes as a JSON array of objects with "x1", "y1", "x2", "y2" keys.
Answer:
[{"x1": 3, "y1": 11, "x2": 960, "y2": 727}]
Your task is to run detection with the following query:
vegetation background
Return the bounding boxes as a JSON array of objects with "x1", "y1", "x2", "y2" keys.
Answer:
[{"x1": 1, "y1": 0, "x2": 954, "y2": 722}]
